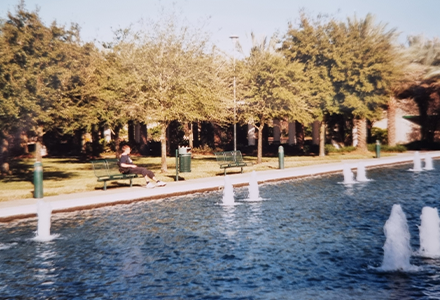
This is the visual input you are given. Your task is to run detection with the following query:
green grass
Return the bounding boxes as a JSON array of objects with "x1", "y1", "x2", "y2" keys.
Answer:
[{"x1": 0, "y1": 151, "x2": 393, "y2": 202}]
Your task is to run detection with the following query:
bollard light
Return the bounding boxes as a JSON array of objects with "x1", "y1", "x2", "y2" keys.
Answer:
[
  {"x1": 34, "y1": 161, "x2": 43, "y2": 198},
  {"x1": 375, "y1": 140, "x2": 381, "y2": 158},
  {"x1": 278, "y1": 145, "x2": 284, "y2": 169}
]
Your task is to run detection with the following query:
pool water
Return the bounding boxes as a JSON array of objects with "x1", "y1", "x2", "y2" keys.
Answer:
[{"x1": 1, "y1": 162, "x2": 440, "y2": 299}]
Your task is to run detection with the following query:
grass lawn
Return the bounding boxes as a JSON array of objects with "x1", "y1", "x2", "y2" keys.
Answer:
[{"x1": 0, "y1": 151, "x2": 393, "y2": 202}]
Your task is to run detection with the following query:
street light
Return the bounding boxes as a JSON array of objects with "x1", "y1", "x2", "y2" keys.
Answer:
[{"x1": 230, "y1": 35, "x2": 238, "y2": 151}]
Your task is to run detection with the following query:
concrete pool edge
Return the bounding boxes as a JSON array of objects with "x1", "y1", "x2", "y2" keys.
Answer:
[{"x1": 1, "y1": 151, "x2": 439, "y2": 222}]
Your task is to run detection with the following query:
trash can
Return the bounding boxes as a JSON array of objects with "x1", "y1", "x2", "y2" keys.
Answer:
[{"x1": 178, "y1": 147, "x2": 191, "y2": 173}]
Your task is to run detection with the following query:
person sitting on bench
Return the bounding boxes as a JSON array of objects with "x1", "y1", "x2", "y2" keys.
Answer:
[{"x1": 118, "y1": 145, "x2": 166, "y2": 188}]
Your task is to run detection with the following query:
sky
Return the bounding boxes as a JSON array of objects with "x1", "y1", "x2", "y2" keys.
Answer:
[{"x1": 1, "y1": 0, "x2": 439, "y2": 56}]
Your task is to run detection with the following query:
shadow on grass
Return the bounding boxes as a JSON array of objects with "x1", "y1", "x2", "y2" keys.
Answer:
[
  {"x1": 49, "y1": 158, "x2": 96, "y2": 164},
  {"x1": 193, "y1": 157, "x2": 218, "y2": 161},
  {"x1": 93, "y1": 181, "x2": 143, "y2": 190},
  {"x1": 166, "y1": 175, "x2": 185, "y2": 181},
  {"x1": 1, "y1": 170, "x2": 78, "y2": 183},
  {"x1": 1, "y1": 157, "x2": 92, "y2": 184}
]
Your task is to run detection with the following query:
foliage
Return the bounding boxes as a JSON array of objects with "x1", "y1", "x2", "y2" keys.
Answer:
[
  {"x1": 113, "y1": 10, "x2": 230, "y2": 171},
  {"x1": 0, "y1": 3, "x2": 113, "y2": 160},
  {"x1": 395, "y1": 36, "x2": 440, "y2": 143},
  {"x1": 367, "y1": 143, "x2": 407, "y2": 152},
  {"x1": 282, "y1": 13, "x2": 400, "y2": 153},
  {"x1": 147, "y1": 125, "x2": 162, "y2": 142},
  {"x1": 370, "y1": 127, "x2": 388, "y2": 144},
  {"x1": 324, "y1": 144, "x2": 357, "y2": 153},
  {"x1": 0, "y1": 4, "x2": 82, "y2": 137},
  {"x1": 282, "y1": 13, "x2": 337, "y2": 119},
  {"x1": 329, "y1": 15, "x2": 400, "y2": 119},
  {"x1": 282, "y1": 13, "x2": 340, "y2": 156},
  {"x1": 241, "y1": 33, "x2": 312, "y2": 163},
  {"x1": 190, "y1": 144, "x2": 218, "y2": 155}
]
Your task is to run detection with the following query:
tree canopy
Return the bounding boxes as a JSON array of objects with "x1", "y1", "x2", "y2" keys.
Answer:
[
  {"x1": 241, "y1": 33, "x2": 311, "y2": 163},
  {"x1": 0, "y1": 3, "x2": 87, "y2": 160},
  {"x1": 112, "y1": 12, "x2": 230, "y2": 171},
  {"x1": 0, "y1": 3, "x2": 438, "y2": 172}
]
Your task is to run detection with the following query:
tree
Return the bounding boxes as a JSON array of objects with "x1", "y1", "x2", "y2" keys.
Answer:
[
  {"x1": 283, "y1": 13, "x2": 400, "y2": 152},
  {"x1": 282, "y1": 13, "x2": 337, "y2": 156},
  {"x1": 394, "y1": 36, "x2": 440, "y2": 143},
  {"x1": 57, "y1": 41, "x2": 137, "y2": 155},
  {"x1": 329, "y1": 14, "x2": 400, "y2": 151},
  {"x1": 114, "y1": 12, "x2": 230, "y2": 172},
  {"x1": 0, "y1": 3, "x2": 84, "y2": 162},
  {"x1": 241, "y1": 33, "x2": 311, "y2": 163}
]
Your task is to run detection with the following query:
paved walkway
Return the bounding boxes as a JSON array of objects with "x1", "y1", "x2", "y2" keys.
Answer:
[{"x1": 1, "y1": 151, "x2": 439, "y2": 222}]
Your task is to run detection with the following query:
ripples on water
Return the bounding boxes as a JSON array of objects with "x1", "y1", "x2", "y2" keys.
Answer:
[{"x1": 2, "y1": 163, "x2": 440, "y2": 299}]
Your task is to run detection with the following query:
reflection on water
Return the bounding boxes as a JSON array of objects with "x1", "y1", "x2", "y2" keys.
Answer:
[
  {"x1": 34, "y1": 243, "x2": 58, "y2": 285},
  {"x1": 0, "y1": 162, "x2": 440, "y2": 299}
]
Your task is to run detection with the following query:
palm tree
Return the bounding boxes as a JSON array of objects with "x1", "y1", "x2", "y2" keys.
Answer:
[{"x1": 394, "y1": 36, "x2": 440, "y2": 143}]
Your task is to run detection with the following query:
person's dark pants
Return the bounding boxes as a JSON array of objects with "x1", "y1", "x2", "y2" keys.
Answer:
[{"x1": 129, "y1": 167, "x2": 155, "y2": 179}]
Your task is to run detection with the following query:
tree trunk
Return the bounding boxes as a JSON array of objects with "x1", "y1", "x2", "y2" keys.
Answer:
[
  {"x1": 113, "y1": 125, "x2": 121, "y2": 157},
  {"x1": 160, "y1": 122, "x2": 168, "y2": 173},
  {"x1": 35, "y1": 125, "x2": 44, "y2": 162},
  {"x1": 188, "y1": 123, "x2": 193, "y2": 149},
  {"x1": 74, "y1": 129, "x2": 83, "y2": 155},
  {"x1": 388, "y1": 96, "x2": 397, "y2": 146},
  {"x1": 356, "y1": 118, "x2": 368, "y2": 151},
  {"x1": 139, "y1": 123, "x2": 148, "y2": 155},
  {"x1": 0, "y1": 134, "x2": 9, "y2": 175},
  {"x1": 257, "y1": 122, "x2": 265, "y2": 164},
  {"x1": 200, "y1": 122, "x2": 214, "y2": 148},
  {"x1": 414, "y1": 89, "x2": 431, "y2": 142},
  {"x1": 128, "y1": 120, "x2": 135, "y2": 144},
  {"x1": 21, "y1": 132, "x2": 29, "y2": 154},
  {"x1": 193, "y1": 122, "x2": 199, "y2": 148},
  {"x1": 319, "y1": 120, "x2": 326, "y2": 157},
  {"x1": 91, "y1": 124, "x2": 100, "y2": 157},
  {"x1": 295, "y1": 121, "x2": 305, "y2": 150}
]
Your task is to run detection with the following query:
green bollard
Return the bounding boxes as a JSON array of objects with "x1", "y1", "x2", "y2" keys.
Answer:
[
  {"x1": 278, "y1": 145, "x2": 284, "y2": 169},
  {"x1": 33, "y1": 161, "x2": 43, "y2": 198},
  {"x1": 375, "y1": 140, "x2": 381, "y2": 158}
]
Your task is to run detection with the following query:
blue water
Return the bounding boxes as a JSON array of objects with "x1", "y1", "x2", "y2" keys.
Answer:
[{"x1": 1, "y1": 162, "x2": 440, "y2": 299}]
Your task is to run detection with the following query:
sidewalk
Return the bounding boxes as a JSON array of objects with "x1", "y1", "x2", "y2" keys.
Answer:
[{"x1": 1, "y1": 151, "x2": 438, "y2": 222}]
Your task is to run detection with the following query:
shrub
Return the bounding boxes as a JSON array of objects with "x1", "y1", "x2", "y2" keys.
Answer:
[
  {"x1": 370, "y1": 127, "x2": 388, "y2": 144},
  {"x1": 367, "y1": 143, "x2": 407, "y2": 152},
  {"x1": 191, "y1": 145, "x2": 218, "y2": 155},
  {"x1": 325, "y1": 144, "x2": 356, "y2": 153}
]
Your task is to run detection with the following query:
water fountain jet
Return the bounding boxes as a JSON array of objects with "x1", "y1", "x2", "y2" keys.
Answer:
[
  {"x1": 410, "y1": 151, "x2": 423, "y2": 172},
  {"x1": 356, "y1": 162, "x2": 370, "y2": 182},
  {"x1": 380, "y1": 204, "x2": 418, "y2": 271},
  {"x1": 424, "y1": 154, "x2": 434, "y2": 170},
  {"x1": 247, "y1": 171, "x2": 261, "y2": 201},
  {"x1": 418, "y1": 206, "x2": 440, "y2": 258},
  {"x1": 222, "y1": 176, "x2": 235, "y2": 205},
  {"x1": 342, "y1": 164, "x2": 356, "y2": 184},
  {"x1": 33, "y1": 200, "x2": 58, "y2": 242}
]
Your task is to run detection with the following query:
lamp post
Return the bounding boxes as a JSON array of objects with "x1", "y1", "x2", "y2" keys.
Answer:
[{"x1": 230, "y1": 35, "x2": 238, "y2": 151}]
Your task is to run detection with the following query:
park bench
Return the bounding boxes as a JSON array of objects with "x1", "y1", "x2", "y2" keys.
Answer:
[
  {"x1": 214, "y1": 150, "x2": 251, "y2": 175},
  {"x1": 91, "y1": 158, "x2": 138, "y2": 190}
]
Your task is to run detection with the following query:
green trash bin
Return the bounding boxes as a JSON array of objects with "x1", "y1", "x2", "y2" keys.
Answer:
[
  {"x1": 178, "y1": 147, "x2": 191, "y2": 173},
  {"x1": 179, "y1": 153, "x2": 191, "y2": 172}
]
